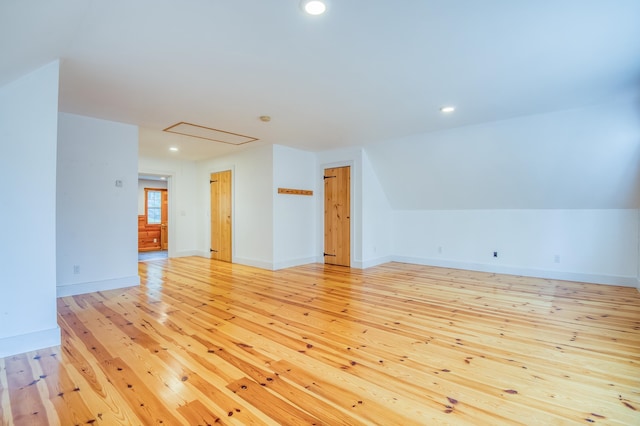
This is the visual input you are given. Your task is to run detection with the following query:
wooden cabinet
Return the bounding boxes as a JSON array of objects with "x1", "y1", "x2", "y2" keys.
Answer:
[{"x1": 138, "y1": 215, "x2": 161, "y2": 251}]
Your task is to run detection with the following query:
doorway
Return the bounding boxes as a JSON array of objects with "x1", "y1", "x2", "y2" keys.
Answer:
[
  {"x1": 324, "y1": 166, "x2": 350, "y2": 266},
  {"x1": 210, "y1": 170, "x2": 232, "y2": 262},
  {"x1": 138, "y1": 176, "x2": 169, "y2": 261}
]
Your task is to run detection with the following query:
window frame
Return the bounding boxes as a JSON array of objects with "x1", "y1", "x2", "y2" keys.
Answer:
[{"x1": 144, "y1": 188, "x2": 164, "y2": 226}]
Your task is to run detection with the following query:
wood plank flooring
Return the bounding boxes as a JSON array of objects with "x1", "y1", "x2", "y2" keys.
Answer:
[{"x1": 1, "y1": 257, "x2": 639, "y2": 425}]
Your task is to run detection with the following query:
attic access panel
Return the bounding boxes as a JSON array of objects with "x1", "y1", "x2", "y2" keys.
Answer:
[{"x1": 163, "y1": 122, "x2": 258, "y2": 145}]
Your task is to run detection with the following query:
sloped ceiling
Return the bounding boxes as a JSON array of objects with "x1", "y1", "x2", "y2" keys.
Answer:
[
  {"x1": 366, "y1": 93, "x2": 640, "y2": 209},
  {"x1": 1, "y1": 0, "x2": 640, "y2": 161}
]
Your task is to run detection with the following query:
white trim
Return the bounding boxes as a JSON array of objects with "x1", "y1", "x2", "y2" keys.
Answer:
[
  {"x1": 138, "y1": 169, "x2": 176, "y2": 258},
  {"x1": 187, "y1": 253, "x2": 636, "y2": 288},
  {"x1": 56, "y1": 275, "x2": 140, "y2": 297},
  {"x1": 172, "y1": 250, "x2": 201, "y2": 258},
  {"x1": 273, "y1": 256, "x2": 317, "y2": 270},
  {"x1": 0, "y1": 327, "x2": 61, "y2": 358},
  {"x1": 233, "y1": 257, "x2": 273, "y2": 270},
  {"x1": 206, "y1": 165, "x2": 236, "y2": 263},
  {"x1": 358, "y1": 255, "x2": 393, "y2": 269},
  {"x1": 392, "y1": 256, "x2": 637, "y2": 287},
  {"x1": 195, "y1": 253, "x2": 275, "y2": 270},
  {"x1": 318, "y1": 160, "x2": 356, "y2": 267}
]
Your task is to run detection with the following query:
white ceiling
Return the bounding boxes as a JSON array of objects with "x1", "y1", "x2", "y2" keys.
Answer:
[{"x1": 2, "y1": 0, "x2": 640, "y2": 161}]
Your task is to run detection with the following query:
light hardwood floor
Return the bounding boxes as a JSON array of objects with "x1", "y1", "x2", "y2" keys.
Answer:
[{"x1": 1, "y1": 258, "x2": 639, "y2": 425}]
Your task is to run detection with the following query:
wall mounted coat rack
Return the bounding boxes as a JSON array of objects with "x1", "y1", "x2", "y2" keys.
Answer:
[{"x1": 278, "y1": 188, "x2": 313, "y2": 196}]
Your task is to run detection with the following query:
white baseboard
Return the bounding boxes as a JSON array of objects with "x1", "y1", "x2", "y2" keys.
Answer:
[
  {"x1": 392, "y1": 256, "x2": 637, "y2": 287},
  {"x1": 273, "y1": 256, "x2": 317, "y2": 270},
  {"x1": 194, "y1": 253, "x2": 277, "y2": 270},
  {"x1": 233, "y1": 257, "x2": 274, "y2": 270},
  {"x1": 57, "y1": 275, "x2": 140, "y2": 297},
  {"x1": 172, "y1": 250, "x2": 200, "y2": 258},
  {"x1": 356, "y1": 255, "x2": 393, "y2": 269},
  {"x1": 0, "y1": 326, "x2": 61, "y2": 358},
  {"x1": 187, "y1": 252, "x2": 636, "y2": 287}
]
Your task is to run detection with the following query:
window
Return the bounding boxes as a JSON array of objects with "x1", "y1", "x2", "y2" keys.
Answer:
[{"x1": 146, "y1": 190, "x2": 162, "y2": 224}]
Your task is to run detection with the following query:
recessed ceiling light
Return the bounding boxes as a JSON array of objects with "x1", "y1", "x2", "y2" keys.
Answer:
[
  {"x1": 169, "y1": 147, "x2": 179, "y2": 152},
  {"x1": 301, "y1": 0, "x2": 327, "y2": 15},
  {"x1": 440, "y1": 106, "x2": 456, "y2": 113}
]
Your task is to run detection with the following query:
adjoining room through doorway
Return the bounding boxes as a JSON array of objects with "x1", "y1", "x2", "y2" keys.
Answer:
[{"x1": 138, "y1": 174, "x2": 169, "y2": 261}]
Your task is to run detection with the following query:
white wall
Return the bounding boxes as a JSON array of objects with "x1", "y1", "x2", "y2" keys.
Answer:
[
  {"x1": 194, "y1": 144, "x2": 391, "y2": 271},
  {"x1": 137, "y1": 179, "x2": 167, "y2": 216},
  {"x1": 57, "y1": 113, "x2": 139, "y2": 296},
  {"x1": 367, "y1": 93, "x2": 640, "y2": 210},
  {"x1": 365, "y1": 93, "x2": 640, "y2": 286},
  {"x1": 361, "y1": 150, "x2": 393, "y2": 267},
  {"x1": 139, "y1": 156, "x2": 199, "y2": 258},
  {"x1": 198, "y1": 145, "x2": 274, "y2": 268},
  {"x1": 393, "y1": 209, "x2": 638, "y2": 286},
  {"x1": 0, "y1": 61, "x2": 60, "y2": 357},
  {"x1": 314, "y1": 146, "x2": 395, "y2": 269},
  {"x1": 316, "y1": 147, "x2": 364, "y2": 266},
  {"x1": 273, "y1": 145, "x2": 316, "y2": 269}
]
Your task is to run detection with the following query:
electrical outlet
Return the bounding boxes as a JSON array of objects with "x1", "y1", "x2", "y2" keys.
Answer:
[
  {"x1": 73, "y1": 265, "x2": 80, "y2": 274},
  {"x1": 493, "y1": 251, "x2": 498, "y2": 258},
  {"x1": 153, "y1": 238, "x2": 157, "y2": 243},
  {"x1": 554, "y1": 255, "x2": 560, "y2": 263}
]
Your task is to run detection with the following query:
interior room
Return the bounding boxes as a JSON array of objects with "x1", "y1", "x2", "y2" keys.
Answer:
[
  {"x1": 1, "y1": 0, "x2": 639, "y2": 424},
  {"x1": 137, "y1": 175, "x2": 169, "y2": 261}
]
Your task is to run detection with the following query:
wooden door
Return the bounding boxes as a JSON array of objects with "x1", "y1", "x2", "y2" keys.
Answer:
[
  {"x1": 160, "y1": 190, "x2": 168, "y2": 250},
  {"x1": 324, "y1": 166, "x2": 350, "y2": 266},
  {"x1": 210, "y1": 170, "x2": 232, "y2": 262}
]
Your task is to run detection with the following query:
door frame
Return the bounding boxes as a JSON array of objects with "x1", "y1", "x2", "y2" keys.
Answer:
[
  {"x1": 319, "y1": 160, "x2": 355, "y2": 267},
  {"x1": 143, "y1": 187, "x2": 168, "y2": 250},
  {"x1": 208, "y1": 165, "x2": 235, "y2": 262},
  {"x1": 138, "y1": 170, "x2": 175, "y2": 258}
]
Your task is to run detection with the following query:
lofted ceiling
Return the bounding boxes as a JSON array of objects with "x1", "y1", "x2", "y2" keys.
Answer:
[{"x1": 2, "y1": 0, "x2": 640, "y2": 161}]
